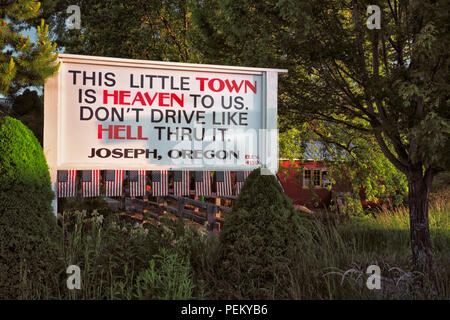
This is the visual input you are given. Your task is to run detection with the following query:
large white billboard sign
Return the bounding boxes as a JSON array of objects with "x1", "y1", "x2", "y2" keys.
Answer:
[{"x1": 44, "y1": 54, "x2": 286, "y2": 173}]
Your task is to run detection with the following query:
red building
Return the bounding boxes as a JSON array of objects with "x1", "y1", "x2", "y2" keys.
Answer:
[
  {"x1": 277, "y1": 159, "x2": 379, "y2": 210},
  {"x1": 277, "y1": 159, "x2": 332, "y2": 208}
]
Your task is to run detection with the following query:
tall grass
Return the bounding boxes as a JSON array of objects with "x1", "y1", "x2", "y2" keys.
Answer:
[
  {"x1": 48, "y1": 190, "x2": 449, "y2": 300},
  {"x1": 337, "y1": 190, "x2": 449, "y2": 259},
  {"x1": 134, "y1": 248, "x2": 194, "y2": 299},
  {"x1": 59, "y1": 210, "x2": 196, "y2": 300},
  {"x1": 304, "y1": 189, "x2": 450, "y2": 299}
]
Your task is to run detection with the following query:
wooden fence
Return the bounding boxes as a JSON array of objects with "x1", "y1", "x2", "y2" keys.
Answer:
[{"x1": 117, "y1": 192, "x2": 235, "y2": 235}]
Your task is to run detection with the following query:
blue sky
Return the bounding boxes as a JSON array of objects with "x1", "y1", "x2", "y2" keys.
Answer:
[{"x1": 22, "y1": 26, "x2": 38, "y2": 43}]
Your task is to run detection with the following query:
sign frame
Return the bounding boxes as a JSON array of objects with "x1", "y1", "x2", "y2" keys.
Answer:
[{"x1": 44, "y1": 53, "x2": 287, "y2": 214}]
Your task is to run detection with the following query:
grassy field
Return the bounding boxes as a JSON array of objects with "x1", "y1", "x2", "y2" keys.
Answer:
[
  {"x1": 25, "y1": 189, "x2": 448, "y2": 300},
  {"x1": 314, "y1": 190, "x2": 449, "y2": 299}
]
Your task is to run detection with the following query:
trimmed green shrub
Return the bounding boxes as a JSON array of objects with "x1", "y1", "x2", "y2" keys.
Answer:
[
  {"x1": 217, "y1": 168, "x2": 303, "y2": 299},
  {"x1": 0, "y1": 116, "x2": 62, "y2": 299},
  {"x1": 232, "y1": 168, "x2": 295, "y2": 214}
]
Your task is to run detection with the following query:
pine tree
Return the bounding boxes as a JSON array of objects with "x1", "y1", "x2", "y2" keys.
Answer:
[{"x1": 0, "y1": 0, "x2": 59, "y2": 97}]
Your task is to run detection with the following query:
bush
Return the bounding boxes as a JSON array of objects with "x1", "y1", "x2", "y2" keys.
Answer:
[
  {"x1": 0, "y1": 116, "x2": 63, "y2": 299},
  {"x1": 232, "y1": 168, "x2": 295, "y2": 214},
  {"x1": 217, "y1": 168, "x2": 303, "y2": 299}
]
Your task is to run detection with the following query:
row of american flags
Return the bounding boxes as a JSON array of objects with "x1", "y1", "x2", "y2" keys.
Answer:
[{"x1": 57, "y1": 170, "x2": 251, "y2": 198}]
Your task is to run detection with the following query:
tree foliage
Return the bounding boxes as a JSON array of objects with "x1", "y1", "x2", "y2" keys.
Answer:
[
  {"x1": 48, "y1": 0, "x2": 201, "y2": 62},
  {"x1": 197, "y1": 0, "x2": 449, "y2": 271},
  {"x1": 195, "y1": 0, "x2": 449, "y2": 174},
  {"x1": 0, "y1": 0, "x2": 59, "y2": 96},
  {"x1": 11, "y1": 89, "x2": 44, "y2": 144}
]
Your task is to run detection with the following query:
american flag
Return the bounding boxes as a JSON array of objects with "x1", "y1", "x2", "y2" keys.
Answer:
[
  {"x1": 215, "y1": 171, "x2": 232, "y2": 196},
  {"x1": 173, "y1": 170, "x2": 190, "y2": 197},
  {"x1": 235, "y1": 170, "x2": 251, "y2": 196},
  {"x1": 152, "y1": 170, "x2": 168, "y2": 196},
  {"x1": 105, "y1": 170, "x2": 124, "y2": 197},
  {"x1": 82, "y1": 170, "x2": 101, "y2": 197},
  {"x1": 57, "y1": 170, "x2": 77, "y2": 198},
  {"x1": 195, "y1": 171, "x2": 211, "y2": 196},
  {"x1": 129, "y1": 170, "x2": 147, "y2": 197}
]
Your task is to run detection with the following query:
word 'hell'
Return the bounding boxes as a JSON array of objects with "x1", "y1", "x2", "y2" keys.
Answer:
[{"x1": 98, "y1": 125, "x2": 148, "y2": 140}]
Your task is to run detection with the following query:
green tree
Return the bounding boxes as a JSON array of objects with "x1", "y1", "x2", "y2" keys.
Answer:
[
  {"x1": 278, "y1": 124, "x2": 309, "y2": 160},
  {"x1": 0, "y1": 0, "x2": 59, "y2": 96},
  {"x1": 47, "y1": 0, "x2": 201, "y2": 62},
  {"x1": 199, "y1": 0, "x2": 449, "y2": 271}
]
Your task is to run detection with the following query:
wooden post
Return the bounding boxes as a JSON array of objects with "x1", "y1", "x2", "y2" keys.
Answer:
[
  {"x1": 120, "y1": 195, "x2": 125, "y2": 211},
  {"x1": 215, "y1": 202, "x2": 221, "y2": 231},
  {"x1": 177, "y1": 197, "x2": 185, "y2": 221},
  {"x1": 207, "y1": 204, "x2": 218, "y2": 234},
  {"x1": 206, "y1": 204, "x2": 213, "y2": 233},
  {"x1": 194, "y1": 194, "x2": 199, "y2": 213},
  {"x1": 213, "y1": 205, "x2": 218, "y2": 231}
]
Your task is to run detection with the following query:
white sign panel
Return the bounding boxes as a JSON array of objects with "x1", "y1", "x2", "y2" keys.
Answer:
[{"x1": 44, "y1": 54, "x2": 286, "y2": 172}]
